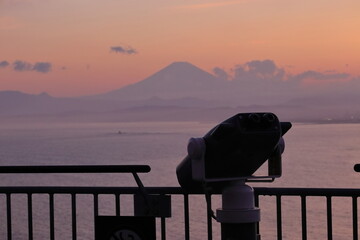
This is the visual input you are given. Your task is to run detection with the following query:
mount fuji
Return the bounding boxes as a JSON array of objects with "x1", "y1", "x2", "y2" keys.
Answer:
[{"x1": 97, "y1": 61, "x2": 227, "y2": 102}]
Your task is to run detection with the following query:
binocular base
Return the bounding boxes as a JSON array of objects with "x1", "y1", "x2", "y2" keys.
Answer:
[{"x1": 216, "y1": 182, "x2": 260, "y2": 240}]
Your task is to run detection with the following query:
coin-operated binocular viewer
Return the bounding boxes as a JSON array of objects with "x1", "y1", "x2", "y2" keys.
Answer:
[{"x1": 176, "y1": 112, "x2": 291, "y2": 240}]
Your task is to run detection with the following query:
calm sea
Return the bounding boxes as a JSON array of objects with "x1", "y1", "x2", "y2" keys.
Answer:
[{"x1": 0, "y1": 121, "x2": 360, "y2": 239}]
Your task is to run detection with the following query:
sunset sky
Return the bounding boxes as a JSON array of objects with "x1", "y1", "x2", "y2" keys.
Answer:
[{"x1": 1, "y1": 0, "x2": 360, "y2": 97}]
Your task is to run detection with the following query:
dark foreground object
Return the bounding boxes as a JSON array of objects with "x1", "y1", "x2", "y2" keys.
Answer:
[
  {"x1": 222, "y1": 223, "x2": 257, "y2": 240},
  {"x1": 95, "y1": 216, "x2": 156, "y2": 240}
]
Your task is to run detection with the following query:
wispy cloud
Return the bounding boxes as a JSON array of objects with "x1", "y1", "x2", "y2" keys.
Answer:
[
  {"x1": 175, "y1": 0, "x2": 247, "y2": 10},
  {"x1": 292, "y1": 70, "x2": 351, "y2": 86},
  {"x1": 12, "y1": 60, "x2": 52, "y2": 73},
  {"x1": 110, "y1": 46, "x2": 137, "y2": 55},
  {"x1": 0, "y1": 61, "x2": 10, "y2": 68},
  {"x1": 32, "y1": 62, "x2": 52, "y2": 73},
  {"x1": 13, "y1": 60, "x2": 33, "y2": 72},
  {"x1": 293, "y1": 71, "x2": 350, "y2": 81}
]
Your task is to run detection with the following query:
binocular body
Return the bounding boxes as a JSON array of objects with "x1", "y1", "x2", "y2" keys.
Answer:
[{"x1": 176, "y1": 112, "x2": 292, "y2": 191}]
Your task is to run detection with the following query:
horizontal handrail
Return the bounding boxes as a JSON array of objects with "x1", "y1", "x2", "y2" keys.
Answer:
[
  {"x1": 0, "y1": 165, "x2": 151, "y2": 174},
  {"x1": 255, "y1": 187, "x2": 360, "y2": 197},
  {"x1": 1, "y1": 186, "x2": 360, "y2": 196},
  {"x1": 0, "y1": 186, "x2": 189, "y2": 194}
]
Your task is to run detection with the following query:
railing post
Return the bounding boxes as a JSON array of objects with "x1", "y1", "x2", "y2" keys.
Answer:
[
  {"x1": 326, "y1": 196, "x2": 333, "y2": 240},
  {"x1": 115, "y1": 194, "x2": 120, "y2": 216},
  {"x1": 276, "y1": 195, "x2": 282, "y2": 240},
  {"x1": 49, "y1": 193, "x2": 55, "y2": 240},
  {"x1": 27, "y1": 193, "x2": 33, "y2": 240},
  {"x1": 93, "y1": 194, "x2": 99, "y2": 240},
  {"x1": 206, "y1": 194, "x2": 213, "y2": 240},
  {"x1": 71, "y1": 193, "x2": 77, "y2": 240},
  {"x1": 183, "y1": 194, "x2": 190, "y2": 240},
  {"x1": 6, "y1": 193, "x2": 12, "y2": 240},
  {"x1": 352, "y1": 196, "x2": 358, "y2": 240},
  {"x1": 161, "y1": 217, "x2": 166, "y2": 240},
  {"x1": 301, "y1": 195, "x2": 307, "y2": 240}
]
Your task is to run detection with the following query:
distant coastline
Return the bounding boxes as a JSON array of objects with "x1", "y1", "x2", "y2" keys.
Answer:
[{"x1": 0, "y1": 108, "x2": 359, "y2": 126}]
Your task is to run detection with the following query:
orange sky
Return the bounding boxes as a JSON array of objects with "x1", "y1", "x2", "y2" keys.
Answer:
[{"x1": 1, "y1": 0, "x2": 360, "y2": 97}]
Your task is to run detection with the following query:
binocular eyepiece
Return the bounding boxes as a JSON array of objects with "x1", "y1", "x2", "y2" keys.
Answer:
[{"x1": 176, "y1": 112, "x2": 292, "y2": 192}]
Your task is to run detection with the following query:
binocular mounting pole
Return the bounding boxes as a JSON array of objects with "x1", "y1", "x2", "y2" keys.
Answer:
[{"x1": 216, "y1": 181, "x2": 260, "y2": 240}]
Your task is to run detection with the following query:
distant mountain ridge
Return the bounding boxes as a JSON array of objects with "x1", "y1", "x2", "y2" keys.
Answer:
[
  {"x1": 0, "y1": 91, "x2": 119, "y2": 116},
  {"x1": 0, "y1": 91, "x2": 55, "y2": 115},
  {"x1": 1, "y1": 61, "x2": 360, "y2": 122}
]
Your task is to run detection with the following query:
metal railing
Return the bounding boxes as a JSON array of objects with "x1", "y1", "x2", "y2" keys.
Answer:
[
  {"x1": 254, "y1": 187, "x2": 360, "y2": 240},
  {"x1": 1, "y1": 166, "x2": 360, "y2": 240}
]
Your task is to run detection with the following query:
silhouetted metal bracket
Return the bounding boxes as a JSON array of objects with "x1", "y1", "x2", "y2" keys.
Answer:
[
  {"x1": 131, "y1": 171, "x2": 172, "y2": 218},
  {"x1": 201, "y1": 175, "x2": 276, "y2": 184},
  {"x1": 134, "y1": 194, "x2": 172, "y2": 218}
]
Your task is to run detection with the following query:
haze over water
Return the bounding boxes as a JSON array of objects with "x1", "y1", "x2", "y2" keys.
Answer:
[{"x1": 0, "y1": 121, "x2": 359, "y2": 239}]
